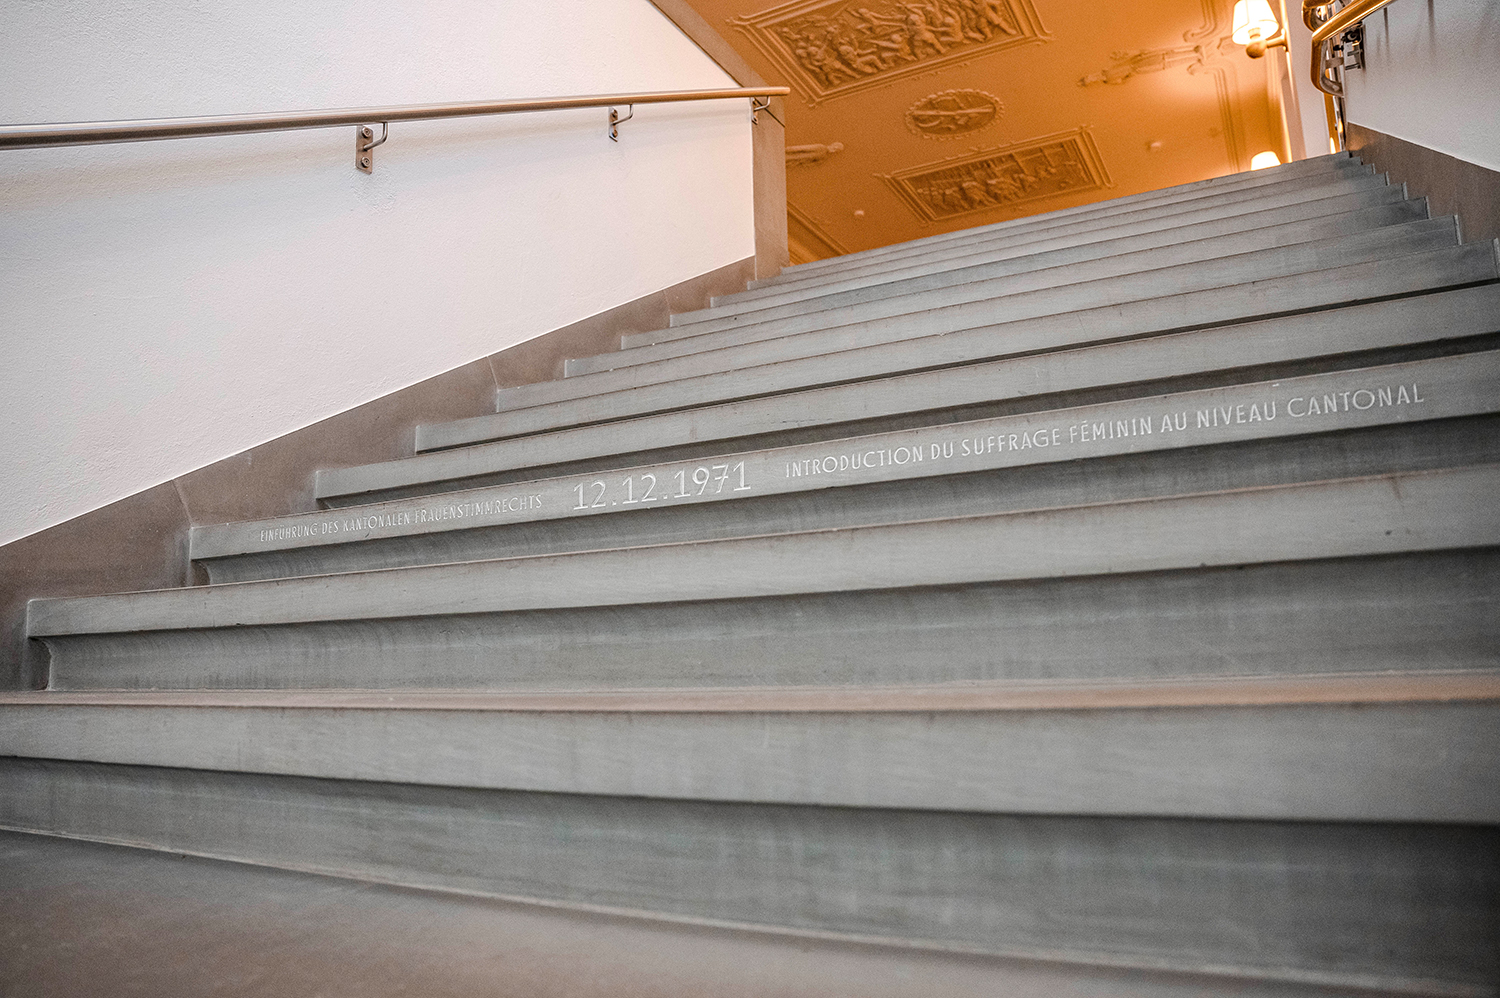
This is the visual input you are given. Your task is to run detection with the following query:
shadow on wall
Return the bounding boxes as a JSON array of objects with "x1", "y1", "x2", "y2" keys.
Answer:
[{"x1": 1347, "y1": 124, "x2": 1500, "y2": 245}]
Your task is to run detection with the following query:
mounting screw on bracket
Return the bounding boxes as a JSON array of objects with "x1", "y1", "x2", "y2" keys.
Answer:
[{"x1": 355, "y1": 122, "x2": 388, "y2": 173}]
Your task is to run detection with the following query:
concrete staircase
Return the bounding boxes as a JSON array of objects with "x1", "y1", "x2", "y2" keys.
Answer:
[{"x1": 4, "y1": 151, "x2": 1498, "y2": 995}]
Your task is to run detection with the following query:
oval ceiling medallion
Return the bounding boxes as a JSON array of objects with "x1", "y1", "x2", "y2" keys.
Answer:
[{"x1": 904, "y1": 90, "x2": 1003, "y2": 139}]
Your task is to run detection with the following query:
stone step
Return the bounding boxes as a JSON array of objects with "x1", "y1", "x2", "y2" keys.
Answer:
[
  {"x1": 727, "y1": 171, "x2": 1395, "y2": 318},
  {"x1": 581, "y1": 202, "x2": 1432, "y2": 375},
  {"x1": 2, "y1": 676, "x2": 1496, "y2": 822},
  {"x1": 325, "y1": 284, "x2": 1500, "y2": 504},
  {"x1": 742, "y1": 169, "x2": 1383, "y2": 301},
  {"x1": 0, "y1": 749, "x2": 1491, "y2": 993},
  {"x1": 3, "y1": 832, "x2": 1446, "y2": 998},
  {"x1": 33, "y1": 465, "x2": 1500, "y2": 692},
  {"x1": 39, "y1": 550, "x2": 1500, "y2": 697},
  {"x1": 541, "y1": 219, "x2": 1463, "y2": 396},
  {"x1": 197, "y1": 351, "x2": 1500, "y2": 582},
  {"x1": 504, "y1": 225, "x2": 1472, "y2": 416},
  {"x1": 726, "y1": 166, "x2": 1385, "y2": 310},
  {"x1": 387, "y1": 253, "x2": 1500, "y2": 498},
  {"x1": 759, "y1": 154, "x2": 1360, "y2": 286},
  {"x1": 655, "y1": 189, "x2": 1420, "y2": 342}
]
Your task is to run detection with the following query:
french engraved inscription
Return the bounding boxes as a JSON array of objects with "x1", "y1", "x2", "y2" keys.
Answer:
[
  {"x1": 237, "y1": 365, "x2": 1453, "y2": 554},
  {"x1": 784, "y1": 380, "x2": 1426, "y2": 480}
]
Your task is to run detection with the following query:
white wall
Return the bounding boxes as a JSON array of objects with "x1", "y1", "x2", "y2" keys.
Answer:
[
  {"x1": 0, "y1": 0, "x2": 755, "y2": 546},
  {"x1": 1277, "y1": 0, "x2": 1337, "y2": 159},
  {"x1": 1343, "y1": 0, "x2": 1500, "y2": 170}
]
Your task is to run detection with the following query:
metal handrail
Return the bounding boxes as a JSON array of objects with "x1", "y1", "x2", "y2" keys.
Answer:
[
  {"x1": 0, "y1": 86, "x2": 789, "y2": 169},
  {"x1": 1303, "y1": 0, "x2": 1398, "y2": 97}
]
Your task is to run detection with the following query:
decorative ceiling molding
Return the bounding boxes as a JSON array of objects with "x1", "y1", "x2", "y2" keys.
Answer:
[
  {"x1": 731, "y1": 0, "x2": 1049, "y2": 106},
  {"x1": 786, "y1": 141, "x2": 846, "y2": 165},
  {"x1": 1182, "y1": 0, "x2": 1223, "y2": 44},
  {"x1": 879, "y1": 128, "x2": 1112, "y2": 224},
  {"x1": 1078, "y1": 44, "x2": 1216, "y2": 86},
  {"x1": 1182, "y1": 0, "x2": 1247, "y2": 172},
  {"x1": 904, "y1": 89, "x2": 1003, "y2": 139},
  {"x1": 1073, "y1": 0, "x2": 1247, "y2": 172}
]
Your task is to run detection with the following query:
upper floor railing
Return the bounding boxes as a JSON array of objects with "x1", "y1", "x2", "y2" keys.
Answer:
[{"x1": 0, "y1": 86, "x2": 789, "y2": 173}]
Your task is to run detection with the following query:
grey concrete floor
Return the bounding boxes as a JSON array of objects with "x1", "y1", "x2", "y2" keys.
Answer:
[{"x1": 0, "y1": 830, "x2": 1390, "y2": 998}]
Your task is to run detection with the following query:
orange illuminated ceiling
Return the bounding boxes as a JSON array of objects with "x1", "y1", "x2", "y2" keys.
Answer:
[{"x1": 688, "y1": 0, "x2": 1291, "y2": 261}]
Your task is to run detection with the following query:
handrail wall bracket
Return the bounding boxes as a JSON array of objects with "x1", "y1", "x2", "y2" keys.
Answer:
[
  {"x1": 357, "y1": 122, "x2": 389, "y2": 173},
  {"x1": 608, "y1": 106, "x2": 633, "y2": 143}
]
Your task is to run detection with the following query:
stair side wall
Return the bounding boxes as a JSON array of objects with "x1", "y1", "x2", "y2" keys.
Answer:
[
  {"x1": 0, "y1": 257, "x2": 754, "y2": 690},
  {"x1": 1348, "y1": 123, "x2": 1500, "y2": 245}
]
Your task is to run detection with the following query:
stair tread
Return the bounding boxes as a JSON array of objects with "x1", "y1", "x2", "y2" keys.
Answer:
[
  {"x1": 656, "y1": 193, "x2": 1421, "y2": 341},
  {"x1": 7, "y1": 669, "x2": 1498, "y2": 711},
  {"x1": 754, "y1": 156, "x2": 1363, "y2": 287},
  {"x1": 474, "y1": 244, "x2": 1497, "y2": 447},
  {"x1": 517, "y1": 224, "x2": 1468, "y2": 409},
  {"x1": 3, "y1": 685, "x2": 1495, "y2": 825},
  {"x1": 593, "y1": 205, "x2": 1436, "y2": 374}
]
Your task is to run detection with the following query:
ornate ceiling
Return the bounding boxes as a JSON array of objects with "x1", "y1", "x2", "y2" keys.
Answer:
[{"x1": 688, "y1": 0, "x2": 1288, "y2": 261}]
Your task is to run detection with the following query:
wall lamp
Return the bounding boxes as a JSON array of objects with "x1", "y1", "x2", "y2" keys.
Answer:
[{"x1": 1233, "y1": 0, "x2": 1288, "y2": 58}]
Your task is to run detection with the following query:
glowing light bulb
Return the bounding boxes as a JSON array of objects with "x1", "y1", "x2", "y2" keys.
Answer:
[
  {"x1": 1232, "y1": 0, "x2": 1280, "y2": 44},
  {"x1": 1250, "y1": 151, "x2": 1282, "y2": 170}
]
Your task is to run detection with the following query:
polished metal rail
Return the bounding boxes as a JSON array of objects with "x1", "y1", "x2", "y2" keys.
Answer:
[
  {"x1": 1303, "y1": 0, "x2": 1398, "y2": 97},
  {"x1": 0, "y1": 86, "x2": 789, "y2": 171}
]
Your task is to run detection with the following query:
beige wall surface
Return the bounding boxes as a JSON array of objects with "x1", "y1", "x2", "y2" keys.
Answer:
[
  {"x1": 0, "y1": 0, "x2": 757, "y2": 548},
  {"x1": 1342, "y1": 0, "x2": 1500, "y2": 171}
]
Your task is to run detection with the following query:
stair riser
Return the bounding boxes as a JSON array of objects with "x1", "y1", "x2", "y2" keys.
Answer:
[
  {"x1": 0, "y1": 758, "x2": 1493, "y2": 992},
  {"x1": 655, "y1": 197, "x2": 1425, "y2": 344},
  {"x1": 708, "y1": 178, "x2": 1391, "y2": 324},
  {"x1": 529, "y1": 220, "x2": 1461, "y2": 398},
  {"x1": 393, "y1": 271, "x2": 1500, "y2": 496},
  {"x1": 4, "y1": 697, "x2": 1499, "y2": 823},
  {"x1": 37, "y1": 548, "x2": 1500, "y2": 700},
  {"x1": 201, "y1": 352, "x2": 1500, "y2": 577},
  {"x1": 585, "y1": 209, "x2": 1442, "y2": 374},
  {"x1": 758, "y1": 158, "x2": 1366, "y2": 286}
]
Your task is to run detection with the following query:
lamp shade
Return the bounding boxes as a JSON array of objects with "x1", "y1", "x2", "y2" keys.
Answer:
[
  {"x1": 1250, "y1": 151, "x2": 1283, "y2": 170},
  {"x1": 1232, "y1": 0, "x2": 1280, "y2": 43}
]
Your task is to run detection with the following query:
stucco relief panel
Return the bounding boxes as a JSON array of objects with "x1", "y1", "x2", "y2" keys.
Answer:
[
  {"x1": 880, "y1": 129, "x2": 1112, "y2": 223},
  {"x1": 905, "y1": 89, "x2": 1003, "y2": 138},
  {"x1": 732, "y1": 0, "x2": 1049, "y2": 105}
]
